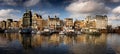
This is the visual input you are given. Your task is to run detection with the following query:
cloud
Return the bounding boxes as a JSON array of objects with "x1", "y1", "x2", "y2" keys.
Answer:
[
  {"x1": 108, "y1": 6, "x2": 120, "y2": 21},
  {"x1": 111, "y1": 0, "x2": 120, "y2": 2},
  {"x1": 107, "y1": 5, "x2": 120, "y2": 26},
  {"x1": 0, "y1": 0, "x2": 17, "y2": 6},
  {"x1": 0, "y1": 9, "x2": 21, "y2": 21},
  {"x1": 0, "y1": 0, "x2": 40, "y2": 7},
  {"x1": 66, "y1": 0, "x2": 111, "y2": 15},
  {"x1": 112, "y1": 6, "x2": 120, "y2": 15},
  {"x1": 24, "y1": 0, "x2": 40, "y2": 7},
  {"x1": 109, "y1": 15, "x2": 120, "y2": 21}
]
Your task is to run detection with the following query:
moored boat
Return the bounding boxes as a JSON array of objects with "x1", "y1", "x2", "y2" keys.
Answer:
[
  {"x1": 41, "y1": 28, "x2": 52, "y2": 35},
  {"x1": 76, "y1": 31, "x2": 81, "y2": 35},
  {"x1": 20, "y1": 28, "x2": 32, "y2": 34},
  {"x1": 4, "y1": 28, "x2": 19, "y2": 33},
  {"x1": 64, "y1": 28, "x2": 77, "y2": 36},
  {"x1": 59, "y1": 31, "x2": 65, "y2": 35},
  {"x1": 36, "y1": 31, "x2": 41, "y2": 34},
  {"x1": 31, "y1": 29, "x2": 37, "y2": 34},
  {"x1": 81, "y1": 28, "x2": 101, "y2": 35}
]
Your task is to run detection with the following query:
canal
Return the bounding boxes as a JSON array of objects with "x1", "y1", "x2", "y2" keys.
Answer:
[{"x1": 0, "y1": 33, "x2": 119, "y2": 54}]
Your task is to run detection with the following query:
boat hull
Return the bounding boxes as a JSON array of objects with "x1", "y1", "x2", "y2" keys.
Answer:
[
  {"x1": 20, "y1": 29, "x2": 32, "y2": 34},
  {"x1": 65, "y1": 32, "x2": 77, "y2": 36},
  {"x1": 88, "y1": 32, "x2": 101, "y2": 35},
  {"x1": 0, "y1": 29, "x2": 5, "y2": 33},
  {"x1": 41, "y1": 32, "x2": 52, "y2": 36}
]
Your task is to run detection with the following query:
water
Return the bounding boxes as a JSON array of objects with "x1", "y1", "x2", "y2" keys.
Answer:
[{"x1": 0, "y1": 33, "x2": 119, "y2": 54}]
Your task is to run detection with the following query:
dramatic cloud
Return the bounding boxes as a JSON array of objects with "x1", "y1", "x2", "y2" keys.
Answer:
[
  {"x1": 66, "y1": 0, "x2": 111, "y2": 15},
  {"x1": 109, "y1": 15, "x2": 120, "y2": 21},
  {"x1": 111, "y1": 0, "x2": 120, "y2": 2},
  {"x1": 112, "y1": 6, "x2": 120, "y2": 15},
  {"x1": 108, "y1": 6, "x2": 120, "y2": 22},
  {"x1": 0, "y1": 0, "x2": 40, "y2": 7},
  {"x1": 106, "y1": 5, "x2": 120, "y2": 26},
  {"x1": 4, "y1": 0, "x2": 17, "y2": 6},
  {"x1": 0, "y1": 9, "x2": 20, "y2": 21},
  {"x1": 24, "y1": 0, "x2": 40, "y2": 7},
  {"x1": 0, "y1": 0, "x2": 17, "y2": 6}
]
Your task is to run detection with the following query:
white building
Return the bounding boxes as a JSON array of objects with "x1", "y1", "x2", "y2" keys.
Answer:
[
  {"x1": 95, "y1": 15, "x2": 108, "y2": 29},
  {"x1": 84, "y1": 15, "x2": 108, "y2": 29}
]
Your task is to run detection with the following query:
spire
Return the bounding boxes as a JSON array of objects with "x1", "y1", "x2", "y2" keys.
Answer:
[
  {"x1": 48, "y1": 15, "x2": 50, "y2": 18},
  {"x1": 25, "y1": 8, "x2": 31, "y2": 13},
  {"x1": 55, "y1": 15, "x2": 57, "y2": 18}
]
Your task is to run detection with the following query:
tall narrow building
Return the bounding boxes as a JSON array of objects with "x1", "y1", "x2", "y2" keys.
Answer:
[
  {"x1": 22, "y1": 9, "x2": 32, "y2": 28},
  {"x1": 6, "y1": 19, "x2": 13, "y2": 29},
  {"x1": 32, "y1": 13, "x2": 43, "y2": 30},
  {"x1": 64, "y1": 18, "x2": 74, "y2": 27}
]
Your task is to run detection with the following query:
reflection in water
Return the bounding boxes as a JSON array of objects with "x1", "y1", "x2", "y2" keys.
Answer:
[
  {"x1": 22, "y1": 34, "x2": 32, "y2": 49},
  {"x1": 107, "y1": 34, "x2": 120, "y2": 54},
  {"x1": 0, "y1": 33, "x2": 119, "y2": 54},
  {"x1": 69, "y1": 34, "x2": 108, "y2": 54}
]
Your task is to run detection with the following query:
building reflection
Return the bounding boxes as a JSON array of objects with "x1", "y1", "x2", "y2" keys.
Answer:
[
  {"x1": 31, "y1": 34, "x2": 43, "y2": 48},
  {"x1": 21, "y1": 34, "x2": 32, "y2": 49},
  {"x1": 107, "y1": 34, "x2": 120, "y2": 54},
  {"x1": 48, "y1": 34, "x2": 60, "y2": 46},
  {"x1": 69, "y1": 34, "x2": 108, "y2": 54},
  {"x1": 0, "y1": 33, "x2": 117, "y2": 54},
  {"x1": 0, "y1": 33, "x2": 107, "y2": 48},
  {"x1": 0, "y1": 33, "x2": 8, "y2": 47}
]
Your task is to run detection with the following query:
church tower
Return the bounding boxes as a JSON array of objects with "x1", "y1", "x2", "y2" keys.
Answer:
[{"x1": 22, "y1": 9, "x2": 32, "y2": 28}]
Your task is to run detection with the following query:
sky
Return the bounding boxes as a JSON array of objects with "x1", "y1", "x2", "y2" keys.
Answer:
[{"x1": 0, "y1": 0, "x2": 120, "y2": 27}]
